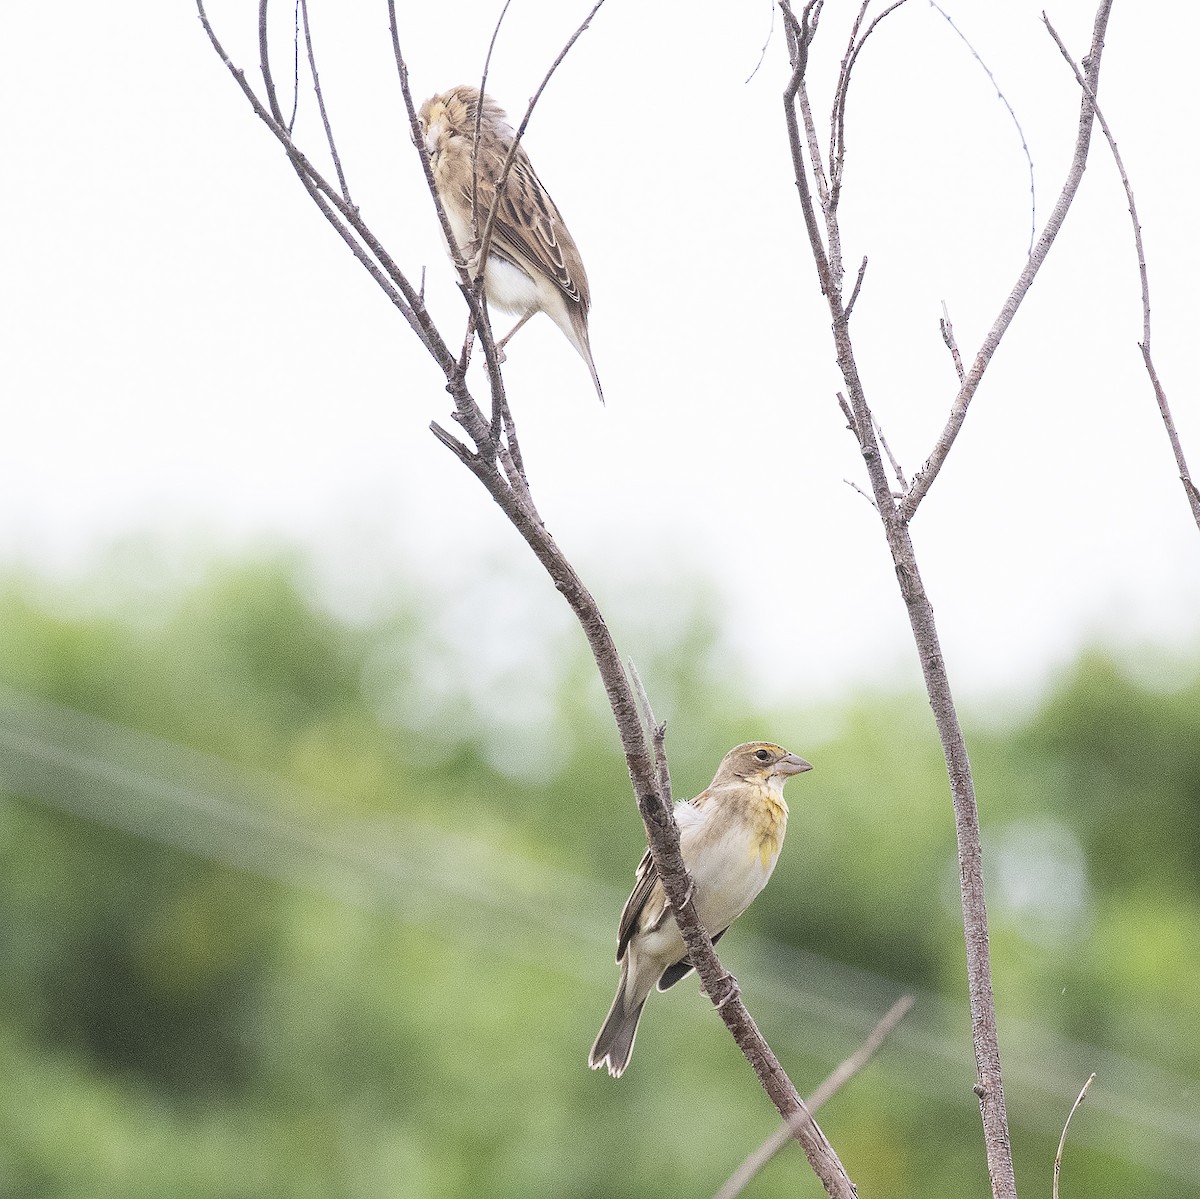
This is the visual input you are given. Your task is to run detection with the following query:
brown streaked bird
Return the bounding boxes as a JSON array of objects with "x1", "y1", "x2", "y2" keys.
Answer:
[
  {"x1": 416, "y1": 86, "x2": 603, "y2": 402},
  {"x1": 589, "y1": 742, "x2": 812, "y2": 1079}
]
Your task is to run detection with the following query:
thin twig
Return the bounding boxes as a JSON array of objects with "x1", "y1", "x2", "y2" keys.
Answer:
[
  {"x1": 940, "y1": 301, "x2": 965, "y2": 383},
  {"x1": 472, "y1": 0, "x2": 516, "y2": 237},
  {"x1": 837, "y1": 391, "x2": 857, "y2": 435},
  {"x1": 902, "y1": 1, "x2": 1115, "y2": 522},
  {"x1": 429, "y1": 420, "x2": 474, "y2": 462},
  {"x1": 288, "y1": 0, "x2": 300, "y2": 133},
  {"x1": 745, "y1": 0, "x2": 777, "y2": 85},
  {"x1": 628, "y1": 659, "x2": 672, "y2": 807},
  {"x1": 1053, "y1": 1073, "x2": 1096, "y2": 1199},
  {"x1": 198, "y1": 1, "x2": 459, "y2": 374},
  {"x1": 874, "y1": 416, "x2": 908, "y2": 492},
  {"x1": 845, "y1": 255, "x2": 867, "y2": 320},
  {"x1": 828, "y1": 0, "x2": 871, "y2": 194},
  {"x1": 1043, "y1": 14, "x2": 1200, "y2": 534},
  {"x1": 715, "y1": 995, "x2": 915, "y2": 1199},
  {"x1": 843, "y1": 478, "x2": 878, "y2": 510},
  {"x1": 830, "y1": 0, "x2": 910, "y2": 220},
  {"x1": 928, "y1": 0, "x2": 1036, "y2": 256},
  {"x1": 300, "y1": 0, "x2": 351, "y2": 203}
]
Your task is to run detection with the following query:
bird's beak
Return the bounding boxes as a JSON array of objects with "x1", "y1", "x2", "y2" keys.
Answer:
[
  {"x1": 777, "y1": 754, "x2": 813, "y2": 776},
  {"x1": 424, "y1": 125, "x2": 441, "y2": 156}
]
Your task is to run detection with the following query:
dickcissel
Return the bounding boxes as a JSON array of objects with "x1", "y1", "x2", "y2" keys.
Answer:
[
  {"x1": 416, "y1": 86, "x2": 603, "y2": 402},
  {"x1": 589, "y1": 742, "x2": 812, "y2": 1078}
]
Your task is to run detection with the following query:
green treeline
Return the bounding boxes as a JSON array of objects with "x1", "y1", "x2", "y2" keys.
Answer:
[{"x1": 0, "y1": 555, "x2": 1196, "y2": 1197}]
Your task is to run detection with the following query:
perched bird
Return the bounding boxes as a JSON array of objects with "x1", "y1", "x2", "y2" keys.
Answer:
[
  {"x1": 589, "y1": 742, "x2": 812, "y2": 1079},
  {"x1": 416, "y1": 86, "x2": 603, "y2": 402}
]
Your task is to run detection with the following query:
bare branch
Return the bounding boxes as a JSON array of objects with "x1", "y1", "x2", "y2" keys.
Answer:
[
  {"x1": 429, "y1": 420, "x2": 474, "y2": 464},
  {"x1": 781, "y1": 2, "x2": 835, "y2": 294},
  {"x1": 300, "y1": 0, "x2": 351, "y2": 204},
  {"x1": 628, "y1": 659, "x2": 672, "y2": 807},
  {"x1": 830, "y1": 0, "x2": 910, "y2": 221},
  {"x1": 257, "y1": 0, "x2": 284, "y2": 125},
  {"x1": 940, "y1": 301, "x2": 965, "y2": 384},
  {"x1": 714, "y1": 995, "x2": 915, "y2": 1199},
  {"x1": 845, "y1": 255, "x2": 868, "y2": 320},
  {"x1": 287, "y1": 0, "x2": 300, "y2": 133},
  {"x1": 927, "y1": 0, "x2": 1036, "y2": 256},
  {"x1": 843, "y1": 478, "x2": 878, "y2": 510},
  {"x1": 1053, "y1": 1073, "x2": 1096, "y2": 1199},
  {"x1": 901, "y1": 1, "x2": 1115, "y2": 521},
  {"x1": 472, "y1": 0, "x2": 516, "y2": 236},
  {"x1": 197, "y1": 1, "x2": 464, "y2": 383},
  {"x1": 1042, "y1": 15, "x2": 1200, "y2": 533},
  {"x1": 744, "y1": 0, "x2": 777, "y2": 85},
  {"x1": 828, "y1": 0, "x2": 872, "y2": 194},
  {"x1": 874, "y1": 416, "x2": 909, "y2": 493},
  {"x1": 774, "y1": 6, "x2": 1129, "y2": 1196},
  {"x1": 837, "y1": 391, "x2": 857, "y2": 435},
  {"x1": 385, "y1": 1, "x2": 473, "y2": 291}
]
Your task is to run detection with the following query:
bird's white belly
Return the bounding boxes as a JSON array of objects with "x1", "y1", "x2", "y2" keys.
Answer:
[
  {"x1": 482, "y1": 255, "x2": 540, "y2": 316},
  {"x1": 688, "y1": 823, "x2": 778, "y2": 935},
  {"x1": 638, "y1": 822, "x2": 778, "y2": 969},
  {"x1": 441, "y1": 205, "x2": 539, "y2": 317}
]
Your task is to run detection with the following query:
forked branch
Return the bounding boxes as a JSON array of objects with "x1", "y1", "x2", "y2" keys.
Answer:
[
  {"x1": 901, "y1": 1, "x2": 1116, "y2": 521},
  {"x1": 778, "y1": 4, "x2": 1116, "y2": 1197}
]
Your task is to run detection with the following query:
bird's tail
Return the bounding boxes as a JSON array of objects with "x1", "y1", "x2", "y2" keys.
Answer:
[
  {"x1": 588, "y1": 969, "x2": 646, "y2": 1078},
  {"x1": 568, "y1": 309, "x2": 604, "y2": 405}
]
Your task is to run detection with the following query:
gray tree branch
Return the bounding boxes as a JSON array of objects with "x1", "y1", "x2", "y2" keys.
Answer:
[{"x1": 779, "y1": 3, "x2": 1115, "y2": 1196}]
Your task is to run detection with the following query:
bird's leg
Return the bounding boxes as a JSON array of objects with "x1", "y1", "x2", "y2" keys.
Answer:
[{"x1": 493, "y1": 310, "x2": 536, "y2": 364}]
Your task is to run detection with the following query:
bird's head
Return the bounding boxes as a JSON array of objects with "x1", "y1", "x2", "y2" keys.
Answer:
[
  {"x1": 713, "y1": 742, "x2": 813, "y2": 791},
  {"x1": 416, "y1": 86, "x2": 510, "y2": 163}
]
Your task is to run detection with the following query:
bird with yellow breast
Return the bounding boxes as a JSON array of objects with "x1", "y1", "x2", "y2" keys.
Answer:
[{"x1": 589, "y1": 741, "x2": 812, "y2": 1078}]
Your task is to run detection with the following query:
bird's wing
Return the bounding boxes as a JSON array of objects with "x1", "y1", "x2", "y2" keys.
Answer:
[
  {"x1": 614, "y1": 795, "x2": 710, "y2": 963},
  {"x1": 615, "y1": 845, "x2": 660, "y2": 964},
  {"x1": 472, "y1": 143, "x2": 590, "y2": 310}
]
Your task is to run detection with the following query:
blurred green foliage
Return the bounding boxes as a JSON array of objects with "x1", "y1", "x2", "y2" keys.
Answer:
[{"x1": 0, "y1": 553, "x2": 1196, "y2": 1197}]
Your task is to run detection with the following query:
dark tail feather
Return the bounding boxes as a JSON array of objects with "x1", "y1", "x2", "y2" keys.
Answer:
[
  {"x1": 569, "y1": 310, "x2": 604, "y2": 405},
  {"x1": 588, "y1": 980, "x2": 647, "y2": 1079}
]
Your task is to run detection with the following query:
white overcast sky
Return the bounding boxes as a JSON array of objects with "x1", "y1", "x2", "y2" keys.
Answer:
[{"x1": 1, "y1": 1, "x2": 1198, "y2": 709}]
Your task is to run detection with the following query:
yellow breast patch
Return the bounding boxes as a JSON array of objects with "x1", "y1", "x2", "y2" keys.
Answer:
[{"x1": 748, "y1": 790, "x2": 788, "y2": 869}]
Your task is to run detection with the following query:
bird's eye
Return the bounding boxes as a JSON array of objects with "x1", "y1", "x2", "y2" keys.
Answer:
[{"x1": 755, "y1": 748, "x2": 771, "y2": 762}]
